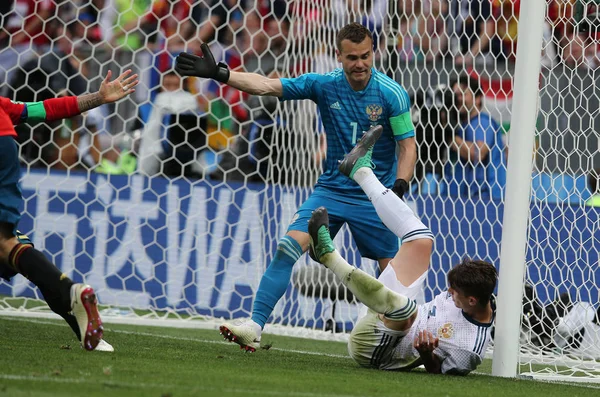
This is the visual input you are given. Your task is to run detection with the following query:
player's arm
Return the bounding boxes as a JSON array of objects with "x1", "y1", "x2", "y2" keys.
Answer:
[
  {"x1": 424, "y1": 336, "x2": 483, "y2": 376},
  {"x1": 413, "y1": 330, "x2": 442, "y2": 374},
  {"x1": 16, "y1": 70, "x2": 139, "y2": 125},
  {"x1": 450, "y1": 135, "x2": 469, "y2": 161},
  {"x1": 450, "y1": 122, "x2": 491, "y2": 164},
  {"x1": 387, "y1": 87, "x2": 417, "y2": 199},
  {"x1": 175, "y1": 44, "x2": 283, "y2": 97},
  {"x1": 227, "y1": 71, "x2": 283, "y2": 97},
  {"x1": 395, "y1": 137, "x2": 417, "y2": 194},
  {"x1": 450, "y1": 136, "x2": 489, "y2": 164}
]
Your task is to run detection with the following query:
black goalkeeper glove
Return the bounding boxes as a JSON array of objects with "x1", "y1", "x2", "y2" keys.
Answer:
[
  {"x1": 392, "y1": 178, "x2": 409, "y2": 199},
  {"x1": 175, "y1": 43, "x2": 230, "y2": 83}
]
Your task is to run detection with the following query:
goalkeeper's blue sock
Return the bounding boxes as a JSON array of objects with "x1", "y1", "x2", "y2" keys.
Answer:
[{"x1": 252, "y1": 235, "x2": 303, "y2": 328}]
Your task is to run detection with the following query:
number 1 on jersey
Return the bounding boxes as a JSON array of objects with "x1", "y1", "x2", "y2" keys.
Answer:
[{"x1": 350, "y1": 122, "x2": 358, "y2": 144}]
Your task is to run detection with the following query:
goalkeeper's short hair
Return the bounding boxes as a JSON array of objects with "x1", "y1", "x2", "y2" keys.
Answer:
[{"x1": 336, "y1": 22, "x2": 373, "y2": 51}]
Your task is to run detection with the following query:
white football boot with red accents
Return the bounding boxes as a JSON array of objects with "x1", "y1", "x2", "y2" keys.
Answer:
[
  {"x1": 70, "y1": 284, "x2": 104, "y2": 351},
  {"x1": 219, "y1": 319, "x2": 262, "y2": 352}
]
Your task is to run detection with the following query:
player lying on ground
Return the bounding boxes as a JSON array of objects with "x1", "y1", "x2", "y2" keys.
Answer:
[
  {"x1": 176, "y1": 23, "x2": 417, "y2": 352},
  {"x1": 0, "y1": 70, "x2": 139, "y2": 351},
  {"x1": 306, "y1": 127, "x2": 497, "y2": 374}
]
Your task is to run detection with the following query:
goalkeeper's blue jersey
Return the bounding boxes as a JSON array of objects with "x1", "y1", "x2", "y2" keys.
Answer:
[{"x1": 280, "y1": 68, "x2": 414, "y2": 196}]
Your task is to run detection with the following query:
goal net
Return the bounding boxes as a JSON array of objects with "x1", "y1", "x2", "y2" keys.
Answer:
[{"x1": 0, "y1": 0, "x2": 598, "y2": 382}]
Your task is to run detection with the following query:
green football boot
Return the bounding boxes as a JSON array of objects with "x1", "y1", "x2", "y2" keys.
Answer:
[
  {"x1": 308, "y1": 207, "x2": 335, "y2": 263},
  {"x1": 338, "y1": 124, "x2": 383, "y2": 179}
]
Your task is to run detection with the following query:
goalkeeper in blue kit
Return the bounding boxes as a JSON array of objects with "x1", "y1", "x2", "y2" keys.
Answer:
[{"x1": 176, "y1": 23, "x2": 417, "y2": 351}]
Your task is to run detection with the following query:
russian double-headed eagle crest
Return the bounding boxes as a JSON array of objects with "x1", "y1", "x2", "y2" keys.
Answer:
[
  {"x1": 366, "y1": 104, "x2": 382, "y2": 122},
  {"x1": 437, "y1": 322, "x2": 454, "y2": 339}
]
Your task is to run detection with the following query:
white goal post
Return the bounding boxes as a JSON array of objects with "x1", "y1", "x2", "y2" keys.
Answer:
[
  {"x1": 492, "y1": 0, "x2": 546, "y2": 379},
  {"x1": 0, "y1": 0, "x2": 598, "y2": 384}
]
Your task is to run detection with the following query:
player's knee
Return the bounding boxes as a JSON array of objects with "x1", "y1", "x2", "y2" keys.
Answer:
[
  {"x1": 0, "y1": 236, "x2": 19, "y2": 264},
  {"x1": 402, "y1": 236, "x2": 433, "y2": 255},
  {"x1": 283, "y1": 231, "x2": 309, "y2": 252},
  {"x1": 0, "y1": 225, "x2": 32, "y2": 263},
  {"x1": 400, "y1": 221, "x2": 434, "y2": 243},
  {"x1": 414, "y1": 237, "x2": 433, "y2": 252},
  {"x1": 382, "y1": 311, "x2": 417, "y2": 332},
  {"x1": 272, "y1": 234, "x2": 306, "y2": 265}
]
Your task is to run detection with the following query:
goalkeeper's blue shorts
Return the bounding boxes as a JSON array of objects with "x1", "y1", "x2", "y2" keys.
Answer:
[
  {"x1": 287, "y1": 186, "x2": 399, "y2": 260},
  {"x1": 0, "y1": 136, "x2": 22, "y2": 236}
]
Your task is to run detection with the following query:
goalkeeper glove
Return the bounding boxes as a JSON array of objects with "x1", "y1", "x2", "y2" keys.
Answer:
[
  {"x1": 175, "y1": 43, "x2": 230, "y2": 83},
  {"x1": 392, "y1": 178, "x2": 409, "y2": 199}
]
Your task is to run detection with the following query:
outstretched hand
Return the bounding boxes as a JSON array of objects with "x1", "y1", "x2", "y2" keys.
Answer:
[
  {"x1": 99, "y1": 70, "x2": 139, "y2": 104},
  {"x1": 414, "y1": 330, "x2": 439, "y2": 355},
  {"x1": 175, "y1": 44, "x2": 230, "y2": 83}
]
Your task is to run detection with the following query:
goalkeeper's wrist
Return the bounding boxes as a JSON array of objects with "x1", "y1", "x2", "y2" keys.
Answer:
[
  {"x1": 215, "y1": 62, "x2": 230, "y2": 83},
  {"x1": 395, "y1": 178, "x2": 409, "y2": 189},
  {"x1": 392, "y1": 178, "x2": 409, "y2": 198}
]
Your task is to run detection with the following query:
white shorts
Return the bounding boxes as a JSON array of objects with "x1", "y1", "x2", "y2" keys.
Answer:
[
  {"x1": 348, "y1": 267, "x2": 427, "y2": 370},
  {"x1": 357, "y1": 265, "x2": 427, "y2": 320},
  {"x1": 378, "y1": 264, "x2": 427, "y2": 303}
]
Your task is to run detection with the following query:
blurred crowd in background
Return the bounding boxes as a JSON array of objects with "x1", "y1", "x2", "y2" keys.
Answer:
[{"x1": 1, "y1": 0, "x2": 599, "y2": 204}]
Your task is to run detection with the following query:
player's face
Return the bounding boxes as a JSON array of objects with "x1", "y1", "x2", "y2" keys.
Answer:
[
  {"x1": 162, "y1": 75, "x2": 181, "y2": 92},
  {"x1": 448, "y1": 287, "x2": 474, "y2": 310},
  {"x1": 452, "y1": 83, "x2": 474, "y2": 115},
  {"x1": 337, "y1": 37, "x2": 374, "y2": 90}
]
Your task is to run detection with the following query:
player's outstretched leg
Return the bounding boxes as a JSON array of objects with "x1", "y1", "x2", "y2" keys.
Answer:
[
  {"x1": 338, "y1": 125, "x2": 383, "y2": 179},
  {"x1": 340, "y1": 136, "x2": 433, "y2": 296},
  {"x1": 4, "y1": 232, "x2": 105, "y2": 351},
  {"x1": 339, "y1": 131, "x2": 433, "y2": 244},
  {"x1": 308, "y1": 207, "x2": 416, "y2": 322}
]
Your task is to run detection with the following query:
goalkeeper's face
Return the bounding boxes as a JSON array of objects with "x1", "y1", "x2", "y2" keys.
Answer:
[{"x1": 337, "y1": 37, "x2": 374, "y2": 89}]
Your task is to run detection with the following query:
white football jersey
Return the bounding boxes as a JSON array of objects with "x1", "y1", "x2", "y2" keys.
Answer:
[{"x1": 394, "y1": 291, "x2": 495, "y2": 375}]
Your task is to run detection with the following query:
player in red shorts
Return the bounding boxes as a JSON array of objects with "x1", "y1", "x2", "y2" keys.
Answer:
[{"x1": 0, "y1": 70, "x2": 139, "y2": 352}]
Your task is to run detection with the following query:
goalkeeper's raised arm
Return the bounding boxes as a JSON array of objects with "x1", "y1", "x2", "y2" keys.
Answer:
[{"x1": 175, "y1": 44, "x2": 283, "y2": 97}]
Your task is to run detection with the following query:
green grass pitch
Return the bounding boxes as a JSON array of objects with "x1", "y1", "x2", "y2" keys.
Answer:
[{"x1": 0, "y1": 316, "x2": 597, "y2": 397}]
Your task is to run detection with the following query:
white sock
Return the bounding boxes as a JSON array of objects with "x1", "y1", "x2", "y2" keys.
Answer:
[
  {"x1": 353, "y1": 167, "x2": 386, "y2": 200},
  {"x1": 322, "y1": 250, "x2": 416, "y2": 321},
  {"x1": 353, "y1": 168, "x2": 431, "y2": 241}
]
